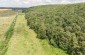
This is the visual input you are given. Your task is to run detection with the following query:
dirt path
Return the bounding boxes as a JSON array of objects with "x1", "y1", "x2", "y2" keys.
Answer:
[{"x1": 5, "y1": 14, "x2": 68, "y2": 55}]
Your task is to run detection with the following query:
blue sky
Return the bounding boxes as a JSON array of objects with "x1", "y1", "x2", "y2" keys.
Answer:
[{"x1": 0, "y1": 0, "x2": 85, "y2": 7}]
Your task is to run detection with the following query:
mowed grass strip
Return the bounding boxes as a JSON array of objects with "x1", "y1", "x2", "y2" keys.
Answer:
[
  {"x1": 5, "y1": 14, "x2": 45, "y2": 55},
  {"x1": 5, "y1": 14, "x2": 68, "y2": 55}
]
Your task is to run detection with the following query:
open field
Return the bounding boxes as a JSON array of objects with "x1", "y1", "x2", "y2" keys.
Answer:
[
  {"x1": 0, "y1": 9, "x2": 17, "y2": 55},
  {"x1": 0, "y1": 15, "x2": 16, "y2": 41},
  {"x1": 0, "y1": 9, "x2": 16, "y2": 17},
  {"x1": 0, "y1": 9, "x2": 11, "y2": 11},
  {"x1": 0, "y1": 9, "x2": 16, "y2": 41}
]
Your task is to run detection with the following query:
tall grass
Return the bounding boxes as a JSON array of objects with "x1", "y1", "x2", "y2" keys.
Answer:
[{"x1": 0, "y1": 15, "x2": 18, "y2": 55}]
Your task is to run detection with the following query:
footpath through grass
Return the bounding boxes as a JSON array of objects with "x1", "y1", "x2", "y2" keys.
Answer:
[{"x1": 5, "y1": 14, "x2": 68, "y2": 55}]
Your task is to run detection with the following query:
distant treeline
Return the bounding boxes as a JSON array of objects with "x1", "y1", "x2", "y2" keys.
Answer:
[{"x1": 25, "y1": 3, "x2": 85, "y2": 55}]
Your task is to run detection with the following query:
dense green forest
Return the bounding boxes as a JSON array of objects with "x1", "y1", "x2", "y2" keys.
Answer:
[{"x1": 25, "y1": 3, "x2": 85, "y2": 55}]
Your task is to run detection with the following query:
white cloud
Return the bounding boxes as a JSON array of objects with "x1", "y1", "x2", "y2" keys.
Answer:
[{"x1": 0, "y1": 0, "x2": 85, "y2": 7}]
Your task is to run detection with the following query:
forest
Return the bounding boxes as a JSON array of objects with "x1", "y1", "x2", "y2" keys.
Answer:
[{"x1": 25, "y1": 3, "x2": 85, "y2": 55}]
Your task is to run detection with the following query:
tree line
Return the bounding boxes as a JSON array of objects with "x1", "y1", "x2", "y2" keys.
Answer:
[{"x1": 25, "y1": 3, "x2": 85, "y2": 55}]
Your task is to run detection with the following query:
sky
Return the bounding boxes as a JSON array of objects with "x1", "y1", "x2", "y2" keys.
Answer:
[{"x1": 0, "y1": 0, "x2": 85, "y2": 7}]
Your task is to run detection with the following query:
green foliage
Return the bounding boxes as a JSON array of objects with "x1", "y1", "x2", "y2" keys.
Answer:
[{"x1": 25, "y1": 3, "x2": 85, "y2": 55}]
